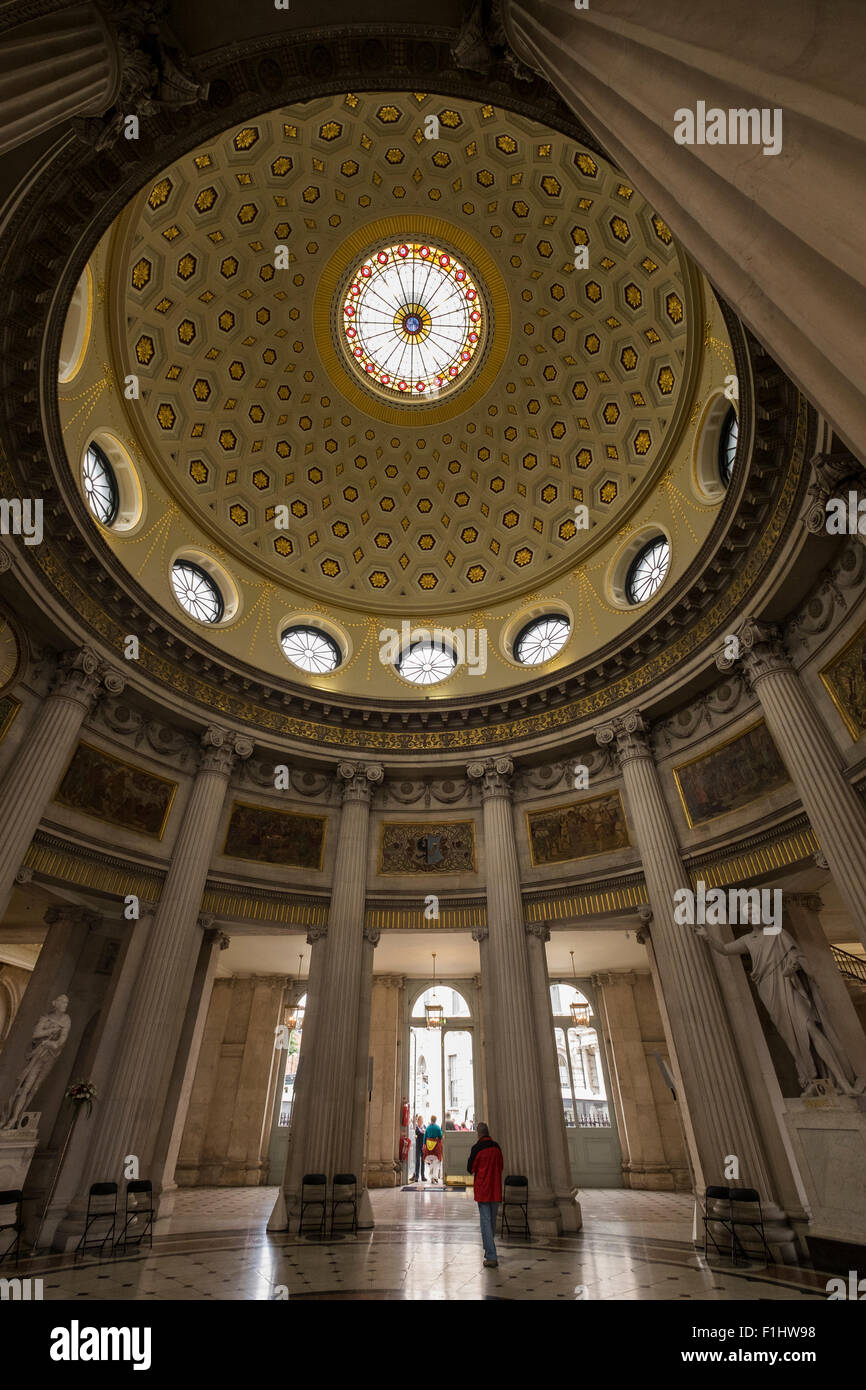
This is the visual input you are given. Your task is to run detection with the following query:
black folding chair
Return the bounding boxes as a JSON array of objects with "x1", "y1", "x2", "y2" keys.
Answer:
[
  {"x1": 703, "y1": 1185, "x2": 772, "y2": 1265},
  {"x1": 76, "y1": 1181, "x2": 118, "y2": 1257},
  {"x1": 0, "y1": 1190, "x2": 23, "y2": 1264},
  {"x1": 728, "y1": 1187, "x2": 773, "y2": 1263},
  {"x1": 298, "y1": 1173, "x2": 327, "y2": 1237},
  {"x1": 702, "y1": 1185, "x2": 734, "y2": 1261},
  {"x1": 115, "y1": 1179, "x2": 154, "y2": 1252},
  {"x1": 500, "y1": 1174, "x2": 530, "y2": 1238},
  {"x1": 330, "y1": 1173, "x2": 358, "y2": 1236}
]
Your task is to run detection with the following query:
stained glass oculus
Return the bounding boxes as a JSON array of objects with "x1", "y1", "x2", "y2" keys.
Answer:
[
  {"x1": 625, "y1": 536, "x2": 670, "y2": 605},
  {"x1": 82, "y1": 442, "x2": 119, "y2": 525},
  {"x1": 397, "y1": 640, "x2": 457, "y2": 685},
  {"x1": 340, "y1": 241, "x2": 486, "y2": 403},
  {"x1": 514, "y1": 615, "x2": 571, "y2": 665},
  {"x1": 281, "y1": 625, "x2": 341, "y2": 674},
  {"x1": 171, "y1": 559, "x2": 224, "y2": 624}
]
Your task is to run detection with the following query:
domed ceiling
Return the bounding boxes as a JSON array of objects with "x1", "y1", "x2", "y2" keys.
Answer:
[{"x1": 61, "y1": 90, "x2": 735, "y2": 698}]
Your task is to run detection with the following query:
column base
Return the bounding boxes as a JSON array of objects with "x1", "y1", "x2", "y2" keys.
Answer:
[
  {"x1": 366, "y1": 1160, "x2": 400, "y2": 1188},
  {"x1": 523, "y1": 1192, "x2": 570, "y2": 1237},
  {"x1": 555, "y1": 1190, "x2": 582, "y2": 1232}
]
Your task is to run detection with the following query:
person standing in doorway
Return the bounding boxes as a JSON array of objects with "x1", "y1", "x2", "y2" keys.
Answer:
[
  {"x1": 467, "y1": 1121, "x2": 503, "y2": 1267},
  {"x1": 412, "y1": 1114, "x2": 426, "y2": 1182},
  {"x1": 424, "y1": 1114, "x2": 443, "y2": 1184}
]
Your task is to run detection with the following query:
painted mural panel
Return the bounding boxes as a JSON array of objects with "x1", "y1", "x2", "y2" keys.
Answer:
[
  {"x1": 379, "y1": 821, "x2": 476, "y2": 875},
  {"x1": 820, "y1": 620, "x2": 866, "y2": 739},
  {"x1": 527, "y1": 792, "x2": 630, "y2": 866},
  {"x1": 54, "y1": 741, "x2": 177, "y2": 838},
  {"x1": 673, "y1": 720, "x2": 789, "y2": 828},
  {"x1": 223, "y1": 800, "x2": 326, "y2": 869}
]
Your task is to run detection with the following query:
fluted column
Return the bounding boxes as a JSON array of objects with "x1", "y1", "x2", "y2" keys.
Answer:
[
  {"x1": 0, "y1": 3, "x2": 119, "y2": 156},
  {"x1": 467, "y1": 756, "x2": 578, "y2": 1233},
  {"x1": 268, "y1": 923, "x2": 328, "y2": 1230},
  {"x1": 471, "y1": 929, "x2": 499, "y2": 1124},
  {"x1": 500, "y1": 0, "x2": 866, "y2": 457},
  {"x1": 0, "y1": 646, "x2": 124, "y2": 920},
  {"x1": 350, "y1": 927, "x2": 378, "y2": 1192},
  {"x1": 271, "y1": 762, "x2": 382, "y2": 1229},
  {"x1": 525, "y1": 922, "x2": 582, "y2": 1226},
  {"x1": 719, "y1": 620, "x2": 866, "y2": 949},
  {"x1": 63, "y1": 726, "x2": 252, "y2": 1231},
  {"x1": 596, "y1": 713, "x2": 795, "y2": 1248}
]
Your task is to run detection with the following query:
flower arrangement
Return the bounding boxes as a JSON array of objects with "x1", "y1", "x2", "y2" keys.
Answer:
[{"x1": 65, "y1": 1080, "x2": 97, "y2": 1117}]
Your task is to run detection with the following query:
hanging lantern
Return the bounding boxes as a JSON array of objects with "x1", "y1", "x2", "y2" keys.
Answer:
[
  {"x1": 425, "y1": 952, "x2": 445, "y2": 1029},
  {"x1": 569, "y1": 950, "x2": 592, "y2": 1029},
  {"x1": 285, "y1": 952, "x2": 304, "y2": 1032}
]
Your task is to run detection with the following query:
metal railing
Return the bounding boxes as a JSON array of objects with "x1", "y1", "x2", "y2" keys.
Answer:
[{"x1": 832, "y1": 944, "x2": 866, "y2": 984}]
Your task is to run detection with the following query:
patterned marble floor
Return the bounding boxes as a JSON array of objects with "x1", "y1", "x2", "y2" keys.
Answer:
[{"x1": 11, "y1": 1187, "x2": 831, "y2": 1301}]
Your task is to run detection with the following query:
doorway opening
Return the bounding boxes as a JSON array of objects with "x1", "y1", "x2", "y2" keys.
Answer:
[{"x1": 408, "y1": 983, "x2": 477, "y2": 1185}]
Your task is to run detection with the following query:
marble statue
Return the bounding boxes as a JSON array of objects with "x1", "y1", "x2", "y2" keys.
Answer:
[
  {"x1": 694, "y1": 923, "x2": 862, "y2": 1097},
  {"x1": 0, "y1": 995, "x2": 72, "y2": 1130}
]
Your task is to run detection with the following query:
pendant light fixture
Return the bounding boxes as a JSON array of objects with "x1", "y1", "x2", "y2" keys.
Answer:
[
  {"x1": 425, "y1": 952, "x2": 445, "y2": 1029},
  {"x1": 285, "y1": 952, "x2": 304, "y2": 1032},
  {"x1": 569, "y1": 950, "x2": 592, "y2": 1029}
]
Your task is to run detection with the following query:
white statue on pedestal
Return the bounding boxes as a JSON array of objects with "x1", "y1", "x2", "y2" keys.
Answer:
[
  {"x1": 0, "y1": 995, "x2": 72, "y2": 1130},
  {"x1": 694, "y1": 924, "x2": 863, "y2": 1097}
]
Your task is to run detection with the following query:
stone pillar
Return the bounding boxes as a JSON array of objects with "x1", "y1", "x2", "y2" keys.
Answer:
[
  {"x1": 0, "y1": 647, "x2": 124, "y2": 921},
  {"x1": 0, "y1": 903, "x2": 100, "y2": 1112},
  {"x1": 177, "y1": 971, "x2": 287, "y2": 1187},
  {"x1": 366, "y1": 973, "x2": 404, "y2": 1189},
  {"x1": 351, "y1": 928, "x2": 378, "y2": 1191},
  {"x1": 0, "y1": 2, "x2": 119, "y2": 157},
  {"x1": 64, "y1": 725, "x2": 252, "y2": 1227},
  {"x1": 499, "y1": 0, "x2": 866, "y2": 458},
  {"x1": 719, "y1": 619, "x2": 866, "y2": 949},
  {"x1": 593, "y1": 971, "x2": 676, "y2": 1190},
  {"x1": 524, "y1": 922, "x2": 582, "y2": 1226},
  {"x1": 467, "y1": 756, "x2": 579, "y2": 1233},
  {"x1": 596, "y1": 713, "x2": 796, "y2": 1251},
  {"x1": 270, "y1": 762, "x2": 382, "y2": 1229},
  {"x1": 785, "y1": 894, "x2": 866, "y2": 1082},
  {"x1": 471, "y1": 927, "x2": 499, "y2": 1124},
  {"x1": 268, "y1": 924, "x2": 328, "y2": 1230}
]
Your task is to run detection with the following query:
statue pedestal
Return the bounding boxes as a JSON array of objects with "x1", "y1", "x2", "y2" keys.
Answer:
[
  {"x1": 783, "y1": 1095, "x2": 866, "y2": 1255},
  {"x1": 0, "y1": 1112, "x2": 40, "y2": 1189}
]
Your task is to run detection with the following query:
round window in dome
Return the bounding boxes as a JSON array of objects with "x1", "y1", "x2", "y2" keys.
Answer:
[
  {"x1": 514, "y1": 614, "x2": 571, "y2": 665},
  {"x1": 397, "y1": 640, "x2": 457, "y2": 686},
  {"x1": 171, "y1": 559, "x2": 224, "y2": 624},
  {"x1": 81, "y1": 442, "x2": 119, "y2": 526},
  {"x1": 718, "y1": 405, "x2": 739, "y2": 487},
  {"x1": 281, "y1": 625, "x2": 341, "y2": 674},
  {"x1": 339, "y1": 240, "x2": 487, "y2": 405},
  {"x1": 625, "y1": 536, "x2": 670, "y2": 605}
]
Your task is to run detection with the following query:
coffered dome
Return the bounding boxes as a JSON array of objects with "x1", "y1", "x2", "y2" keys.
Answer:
[{"x1": 61, "y1": 89, "x2": 734, "y2": 699}]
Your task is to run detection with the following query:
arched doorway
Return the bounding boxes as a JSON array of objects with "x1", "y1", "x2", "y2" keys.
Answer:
[
  {"x1": 406, "y1": 981, "x2": 478, "y2": 1183},
  {"x1": 550, "y1": 981, "x2": 622, "y2": 1187}
]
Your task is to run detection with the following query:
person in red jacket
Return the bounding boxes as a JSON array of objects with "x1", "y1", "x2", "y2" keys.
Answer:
[{"x1": 466, "y1": 1121, "x2": 504, "y2": 1267}]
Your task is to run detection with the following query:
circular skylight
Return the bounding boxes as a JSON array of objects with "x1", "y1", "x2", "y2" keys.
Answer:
[
  {"x1": 171, "y1": 559, "x2": 224, "y2": 624},
  {"x1": 82, "y1": 442, "x2": 118, "y2": 526},
  {"x1": 281, "y1": 625, "x2": 341, "y2": 674},
  {"x1": 514, "y1": 615, "x2": 571, "y2": 665},
  {"x1": 625, "y1": 536, "x2": 670, "y2": 605},
  {"x1": 718, "y1": 406, "x2": 738, "y2": 486},
  {"x1": 340, "y1": 241, "x2": 486, "y2": 403},
  {"x1": 397, "y1": 640, "x2": 457, "y2": 685}
]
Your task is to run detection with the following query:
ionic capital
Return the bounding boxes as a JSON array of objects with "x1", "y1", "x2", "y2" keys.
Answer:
[
  {"x1": 594, "y1": 710, "x2": 652, "y2": 765},
  {"x1": 364, "y1": 924, "x2": 381, "y2": 948},
  {"x1": 44, "y1": 903, "x2": 102, "y2": 931},
  {"x1": 338, "y1": 761, "x2": 384, "y2": 803},
  {"x1": 525, "y1": 921, "x2": 550, "y2": 943},
  {"x1": 715, "y1": 617, "x2": 791, "y2": 685},
  {"x1": 471, "y1": 923, "x2": 489, "y2": 943},
  {"x1": 786, "y1": 893, "x2": 824, "y2": 915},
  {"x1": 467, "y1": 756, "x2": 514, "y2": 799},
  {"x1": 306, "y1": 923, "x2": 328, "y2": 946},
  {"x1": 199, "y1": 725, "x2": 254, "y2": 776},
  {"x1": 51, "y1": 645, "x2": 125, "y2": 709}
]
